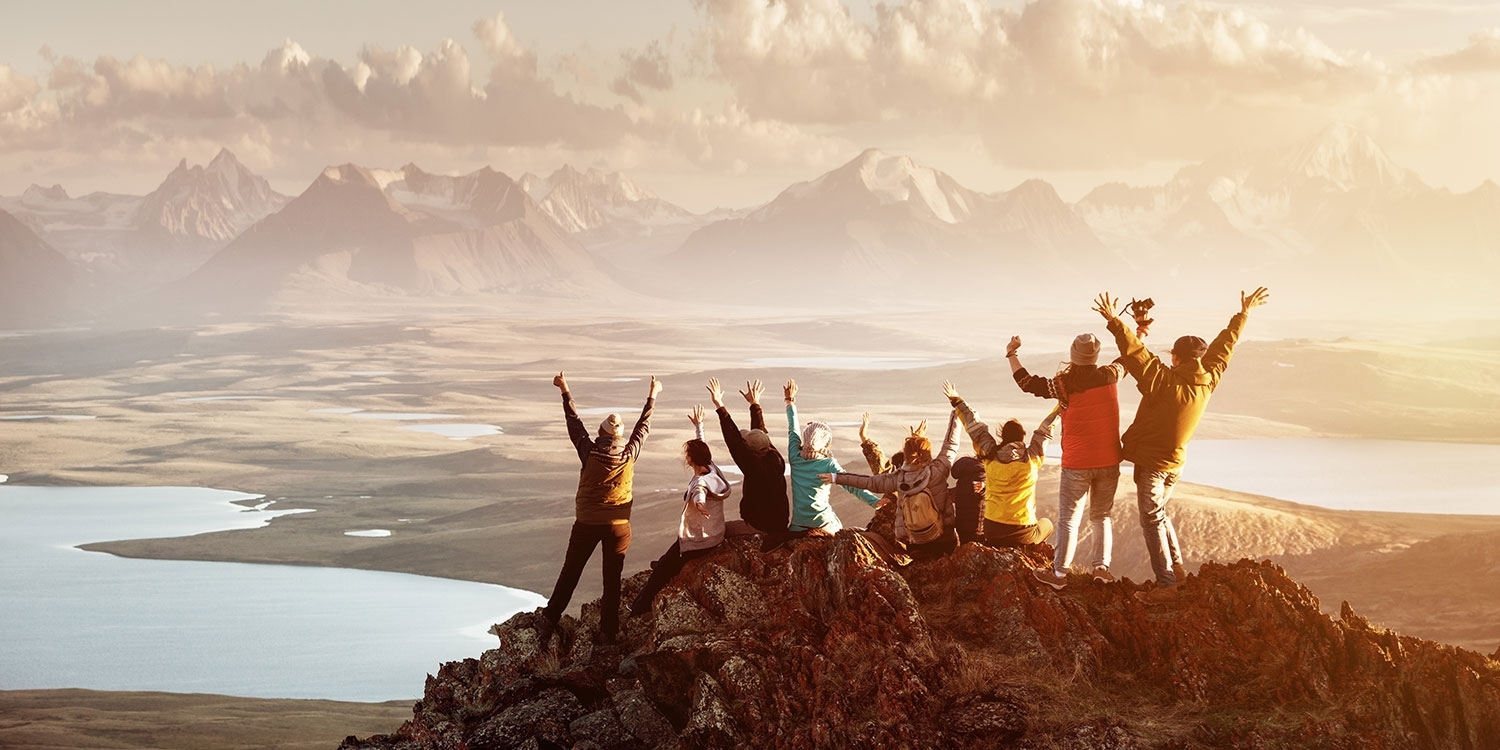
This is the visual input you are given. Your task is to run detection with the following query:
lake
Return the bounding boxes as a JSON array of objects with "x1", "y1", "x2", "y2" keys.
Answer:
[
  {"x1": 1167, "y1": 438, "x2": 1500, "y2": 516},
  {"x1": 0, "y1": 485, "x2": 543, "y2": 701}
]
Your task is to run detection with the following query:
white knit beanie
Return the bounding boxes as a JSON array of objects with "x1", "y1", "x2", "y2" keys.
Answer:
[{"x1": 1070, "y1": 333, "x2": 1101, "y2": 367}]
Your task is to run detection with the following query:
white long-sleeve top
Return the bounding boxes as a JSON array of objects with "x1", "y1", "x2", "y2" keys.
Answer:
[{"x1": 680, "y1": 422, "x2": 731, "y2": 552}]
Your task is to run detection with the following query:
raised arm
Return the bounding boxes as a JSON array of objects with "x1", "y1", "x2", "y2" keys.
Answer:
[
  {"x1": 710, "y1": 377, "x2": 754, "y2": 466},
  {"x1": 785, "y1": 380, "x2": 801, "y2": 455},
  {"x1": 1006, "y1": 335, "x2": 1062, "y2": 399},
  {"x1": 623, "y1": 376, "x2": 660, "y2": 461},
  {"x1": 740, "y1": 379, "x2": 768, "y2": 432},
  {"x1": 1028, "y1": 404, "x2": 1062, "y2": 463},
  {"x1": 1097, "y1": 292, "x2": 1169, "y2": 395},
  {"x1": 944, "y1": 380, "x2": 998, "y2": 457},
  {"x1": 556, "y1": 371, "x2": 592, "y2": 464},
  {"x1": 1202, "y1": 287, "x2": 1267, "y2": 380},
  {"x1": 689, "y1": 404, "x2": 707, "y2": 442},
  {"x1": 858, "y1": 412, "x2": 890, "y2": 474},
  {"x1": 936, "y1": 409, "x2": 960, "y2": 467}
]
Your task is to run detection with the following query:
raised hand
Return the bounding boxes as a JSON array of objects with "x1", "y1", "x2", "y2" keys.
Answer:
[
  {"x1": 740, "y1": 379, "x2": 763, "y2": 405},
  {"x1": 648, "y1": 376, "x2": 663, "y2": 399},
  {"x1": 1241, "y1": 286, "x2": 1271, "y2": 314},
  {"x1": 553, "y1": 371, "x2": 568, "y2": 391},
  {"x1": 859, "y1": 412, "x2": 871, "y2": 442},
  {"x1": 910, "y1": 419, "x2": 927, "y2": 437},
  {"x1": 783, "y1": 379, "x2": 797, "y2": 403},
  {"x1": 942, "y1": 380, "x2": 961, "y2": 401},
  {"x1": 706, "y1": 377, "x2": 725, "y2": 408},
  {"x1": 1092, "y1": 292, "x2": 1123, "y2": 322},
  {"x1": 689, "y1": 404, "x2": 705, "y2": 426},
  {"x1": 1005, "y1": 336, "x2": 1021, "y2": 357}
]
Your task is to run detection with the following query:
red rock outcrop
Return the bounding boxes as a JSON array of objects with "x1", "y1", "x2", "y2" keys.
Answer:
[{"x1": 341, "y1": 513, "x2": 1500, "y2": 749}]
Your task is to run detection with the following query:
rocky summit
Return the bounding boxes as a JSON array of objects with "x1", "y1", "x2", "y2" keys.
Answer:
[{"x1": 341, "y1": 507, "x2": 1500, "y2": 749}]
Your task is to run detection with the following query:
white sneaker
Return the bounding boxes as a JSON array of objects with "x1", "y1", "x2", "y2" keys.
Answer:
[{"x1": 1031, "y1": 567, "x2": 1067, "y2": 590}]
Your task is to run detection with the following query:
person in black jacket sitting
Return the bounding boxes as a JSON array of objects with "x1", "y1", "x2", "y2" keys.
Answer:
[{"x1": 706, "y1": 377, "x2": 790, "y2": 536}]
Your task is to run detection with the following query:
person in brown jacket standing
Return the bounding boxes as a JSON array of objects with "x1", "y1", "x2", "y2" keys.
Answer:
[
  {"x1": 1094, "y1": 287, "x2": 1270, "y2": 604},
  {"x1": 539, "y1": 371, "x2": 660, "y2": 644}
]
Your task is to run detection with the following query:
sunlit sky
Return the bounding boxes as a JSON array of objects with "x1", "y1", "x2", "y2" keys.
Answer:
[{"x1": 2, "y1": 0, "x2": 1497, "y2": 210}]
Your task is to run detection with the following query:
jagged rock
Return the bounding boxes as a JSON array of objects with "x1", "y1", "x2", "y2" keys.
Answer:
[
  {"x1": 466, "y1": 688, "x2": 583, "y2": 750},
  {"x1": 682, "y1": 673, "x2": 740, "y2": 748},
  {"x1": 569, "y1": 707, "x2": 641, "y2": 750},
  {"x1": 343, "y1": 529, "x2": 1500, "y2": 749},
  {"x1": 611, "y1": 687, "x2": 678, "y2": 749}
]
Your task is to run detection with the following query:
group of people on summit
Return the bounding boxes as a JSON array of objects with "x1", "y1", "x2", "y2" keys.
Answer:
[{"x1": 536, "y1": 288, "x2": 1272, "y2": 644}]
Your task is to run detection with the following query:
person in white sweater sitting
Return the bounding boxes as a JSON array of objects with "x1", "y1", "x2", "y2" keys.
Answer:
[{"x1": 629, "y1": 404, "x2": 731, "y2": 618}]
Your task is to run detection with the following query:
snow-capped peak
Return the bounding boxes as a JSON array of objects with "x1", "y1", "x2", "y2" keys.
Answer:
[
  {"x1": 135, "y1": 148, "x2": 288, "y2": 241},
  {"x1": 1284, "y1": 123, "x2": 1418, "y2": 193},
  {"x1": 804, "y1": 148, "x2": 972, "y2": 224}
]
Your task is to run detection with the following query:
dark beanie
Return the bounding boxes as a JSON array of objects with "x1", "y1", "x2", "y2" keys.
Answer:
[
  {"x1": 951, "y1": 456, "x2": 984, "y2": 480},
  {"x1": 1000, "y1": 419, "x2": 1026, "y2": 444},
  {"x1": 1172, "y1": 335, "x2": 1208, "y2": 359}
]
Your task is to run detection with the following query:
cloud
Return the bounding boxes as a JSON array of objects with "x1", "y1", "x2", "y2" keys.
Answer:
[
  {"x1": 1414, "y1": 28, "x2": 1500, "y2": 73},
  {"x1": 611, "y1": 41, "x2": 675, "y2": 103},
  {"x1": 691, "y1": 0, "x2": 1419, "y2": 167},
  {"x1": 0, "y1": 13, "x2": 635, "y2": 161},
  {"x1": 0, "y1": 64, "x2": 40, "y2": 113}
]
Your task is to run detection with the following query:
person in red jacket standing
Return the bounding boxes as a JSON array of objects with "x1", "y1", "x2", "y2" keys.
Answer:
[{"x1": 1010, "y1": 333, "x2": 1127, "y2": 589}]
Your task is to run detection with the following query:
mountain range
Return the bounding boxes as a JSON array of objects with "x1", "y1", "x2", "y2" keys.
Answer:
[
  {"x1": 174, "y1": 163, "x2": 603, "y2": 314},
  {"x1": 0, "y1": 149, "x2": 287, "y2": 289},
  {"x1": 1, "y1": 125, "x2": 1494, "y2": 326}
]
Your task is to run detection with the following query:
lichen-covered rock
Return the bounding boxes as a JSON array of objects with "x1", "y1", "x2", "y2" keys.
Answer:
[{"x1": 342, "y1": 532, "x2": 1500, "y2": 750}]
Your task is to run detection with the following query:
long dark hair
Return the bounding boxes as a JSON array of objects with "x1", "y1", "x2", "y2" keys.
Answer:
[{"x1": 684, "y1": 439, "x2": 712, "y2": 469}]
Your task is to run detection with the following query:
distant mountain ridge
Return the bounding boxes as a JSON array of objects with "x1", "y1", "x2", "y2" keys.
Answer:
[
  {"x1": 1074, "y1": 123, "x2": 1496, "y2": 303},
  {"x1": 0, "y1": 208, "x2": 75, "y2": 326},
  {"x1": 136, "y1": 148, "x2": 288, "y2": 243},
  {"x1": 521, "y1": 165, "x2": 697, "y2": 238},
  {"x1": 171, "y1": 162, "x2": 607, "y2": 315},
  {"x1": 0, "y1": 149, "x2": 287, "y2": 289},
  {"x1": 676, "y1": 148, "x2": 1112, "y2": 298}
]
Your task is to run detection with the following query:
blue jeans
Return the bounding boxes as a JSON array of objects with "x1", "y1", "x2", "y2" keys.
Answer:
[
  {"x1": 1135, "y1": 469, "x2": 1184, "y2": 588},
  {"x1": 1052, "y1": 466, "x2": 1120, "y2": 573}
]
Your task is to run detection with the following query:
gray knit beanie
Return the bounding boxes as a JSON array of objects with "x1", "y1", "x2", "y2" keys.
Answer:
[{"x1": 1070, "y1": 333, "x2": 1101, "y2": 366}]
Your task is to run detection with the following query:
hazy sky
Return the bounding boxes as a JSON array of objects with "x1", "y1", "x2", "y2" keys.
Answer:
[{"x1": 2, "y1": 0, "x2": 1497, "y2": 210}]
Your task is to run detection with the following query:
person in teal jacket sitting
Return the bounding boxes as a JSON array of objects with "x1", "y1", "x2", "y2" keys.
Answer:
[{"x1": 771, "y1": 379, "x2": 880, "y2": 548}]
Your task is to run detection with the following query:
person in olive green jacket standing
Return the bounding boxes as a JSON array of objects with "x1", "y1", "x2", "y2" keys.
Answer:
[
  {"x1": 1094, "y1": 287, "x2": 1270, "y2": 604},
  {"x1": 539, "y1": 371, "x2": 660, "y2": 644}
]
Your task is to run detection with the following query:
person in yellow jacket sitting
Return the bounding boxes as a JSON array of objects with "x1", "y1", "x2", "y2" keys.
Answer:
[{"x1": 943, "y1": 380, "x2": 1060, "y2": 548}]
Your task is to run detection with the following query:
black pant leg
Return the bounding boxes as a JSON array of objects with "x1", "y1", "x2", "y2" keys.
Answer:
[
  {"x1": 599, "y1": 521, "x2": 631, "y2": 637},
  {"x1": 630, "y1": 539, "x2": 685, "y2": 616},
  {"x1": 543, "y1": 522, "x2": 604, "y2": 623}
]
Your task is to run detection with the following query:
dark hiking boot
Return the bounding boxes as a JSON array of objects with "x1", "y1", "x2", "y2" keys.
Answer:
[
  {"x1": 1091, "y1": 566, "x2": 1115, "y2": 584},
  {"x1": 535, "y1": 614, "x2": 557, "y2": 647},
  {"x1": 1031, "y1": 567, "x2": 1067, "y2": 590},
  {"x1": 1135, "y1": 586, "x2": 1179, "y2": 605}
]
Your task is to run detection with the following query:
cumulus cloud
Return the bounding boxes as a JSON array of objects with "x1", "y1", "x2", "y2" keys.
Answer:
[
  {"x1": 1415, "y1": 28, "x2": 1500, "y2": 73},
  {"x1": 690, "y1": 0, "x2": 1452, "y2": 167},
  {"x1": 611, "y1": 41, "x2": 675, "y2": 103},
  {"x1": 0, "y1": 12, "x2": 634, "y2": 162}
]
